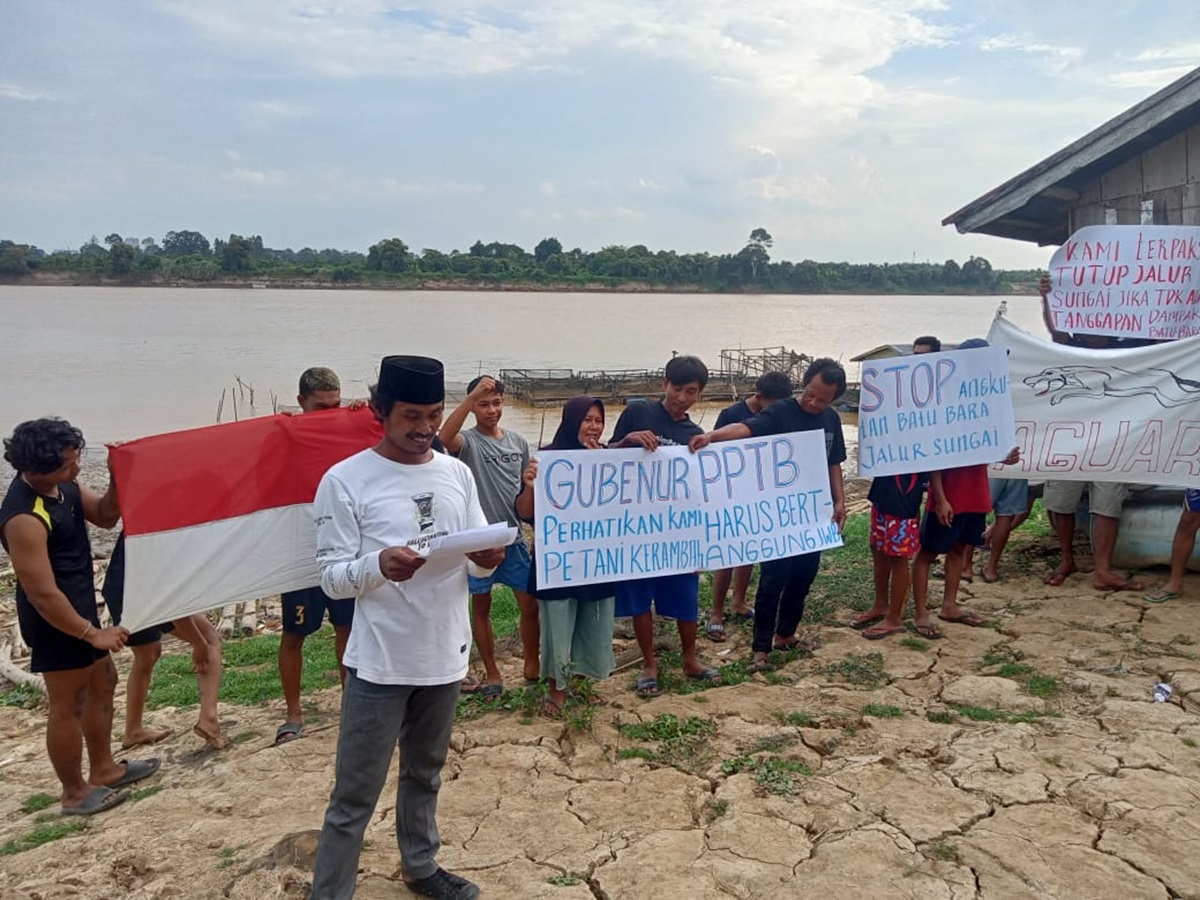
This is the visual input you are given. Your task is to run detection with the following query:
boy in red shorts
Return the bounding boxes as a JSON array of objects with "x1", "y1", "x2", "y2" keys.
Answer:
[
  {"x1": 911, "y1": 339, "x2": 1020, "y2": 633},
  {"x1": 855, "y1": 472, "x2": 929, "y2": 640}
]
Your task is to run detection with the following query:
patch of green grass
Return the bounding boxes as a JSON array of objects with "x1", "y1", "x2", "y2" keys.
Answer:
[
  {"x1": 616, "y1": 713, "x2": 717, "y2": 771},
  {"x1": 982, "y1": 647, "x2": 1018, "y2": 668},
  {"x1": 617, "y1": 747, "x2": 656, "y2": 761},
  {"x1": 862, "y1": 704, "x2": 904, "y2": 719},
  {"x1": 1021, "y1": 499, "x2": 1054, "y2": 539},
  {"x1": 953, "y1": 705, "x2": 1050, "y2": 725},
  {"x1": 487, "y1": 586, "x2": 521, "y2": 639},
  {"x1": 804, "y1": 513, "x2": 872, "y2": 623},
  {"x1": 1043, "y1": 754, "x2": 1063, "y2": 767},
  {"x1": 128, "y1": 785, "x2": 163, "y2": 803},
  {"x1": 952, "y1": 705, "x2": 1007, "y2": 722},
  {"x1": 1182, "y1": 737, "x2": 1197, "y2": 748},
  {"x1": 0, "y1": 819, "x2": 88, "y2": 856},
  {"x1": 147, "y1": 626, "x2": 340, "y2": 709},
  {"x1": 926, "y1": 842, "x2": 959, "y2": 862},
  {"x1": 0, "y1": 683, "x2": 42, "y2": 709},
  {"x1": 821, "y1": 652, "x2": 886, "y2": 689},
  {"x1": 775, "y1": 711, "x2": 813, "y2": 727},
  {"x1": 20, "y1": 793, "x2": 56, "y2": 815},
  {"x1": 456, "y1": 685, "x2": 539, "y2": 721},
  {"x1": 547, "y1": 874, "x2": 583, "y2": 887},
  {"x1": 721, "y1": 753, "x2": 753, "y2": 775},
  {"x1": 618, "y1": 713, "x2": 714, "y2": 743},
  {"x1": 899, "y1": 637, "x2": 928, "y2": 652},
  {"x1": 752, "y1": 757, "x2": 812, "y2": 797},
  {"x1": 996, "y1": 663, "x2": 1034, "y2": 678},
  {"x1": 563, "y1": 702, "x2": 596, "y2": 733},
  {"x1": 215, "y1": 846, "x2": 245, "y2": 869},
  {"x1": 704, "y1": 798, "x2": 729, "y2": 823},
  {"x1": 745, "y1": 733, "x2": 796, "y2": 753},
  {"x1": 231, "y1": 730, "x2": 257, "y2": 745},
  {"x1": 926, "y1": 710, "x2": 957, "y2": 724},
  {"x1": 1026, "y1": 675, "x2": 1060, "y2": 698}
]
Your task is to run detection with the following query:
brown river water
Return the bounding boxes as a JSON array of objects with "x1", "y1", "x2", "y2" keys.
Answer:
[{"x1": 1, "y1": 285, "x2": 1046, "y2": 451}]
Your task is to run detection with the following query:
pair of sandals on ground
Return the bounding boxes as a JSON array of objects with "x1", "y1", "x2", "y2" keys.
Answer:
[
  {"x1": 850, "y1": 607, "x2": 986, "y2": 641},
  {"x1": 1044, "y1": 565, "x2": 1163, "y2": 597},
  {"x1": 63, "y1": 757, "x2": 161, "y2": 816},
  {"x1": 634, "y1": 663, "x2": 722, "y2": 698},
  {"x1": 458, "y1": 673, "x2": 540, "y2": 700}
]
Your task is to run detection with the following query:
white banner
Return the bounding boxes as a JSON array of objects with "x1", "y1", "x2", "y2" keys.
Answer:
[
  {"x1": 533, "y1": 432, "x2": 843, "y2": 590},
  {"x1": 1046, "y1": 225, "x2": 1200, "y2": 340},
  {"x1": 857, "y1": 345, "x2": 1016, "y2": 477},
  {"x1": 988, "y1": 316, "x2": 1200, "y2": 485}
]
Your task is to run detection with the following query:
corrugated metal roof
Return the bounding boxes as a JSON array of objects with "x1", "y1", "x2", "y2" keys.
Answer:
[{"x1": 942, "y1": 67, "x2": 1200, "y2": 245}]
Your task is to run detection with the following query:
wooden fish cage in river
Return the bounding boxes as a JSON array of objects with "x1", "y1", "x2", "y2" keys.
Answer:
[{"x1": 500, "y1": 346, "x2": 812, "y2": 407}]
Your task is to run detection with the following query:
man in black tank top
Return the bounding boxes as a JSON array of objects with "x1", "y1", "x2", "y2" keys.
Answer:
[{"x1": 1, "y1": 418, "x2": 160, "y2": 816}]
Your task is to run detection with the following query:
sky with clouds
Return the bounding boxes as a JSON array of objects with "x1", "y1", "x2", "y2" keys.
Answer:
[{"x1": 2, "y1": 1, "x2": 1196, "y2": 269}]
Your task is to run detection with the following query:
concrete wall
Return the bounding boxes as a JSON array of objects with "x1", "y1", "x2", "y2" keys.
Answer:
[{"x1": 1070, "y1": 122, "x2": 1200, "y2": 230}]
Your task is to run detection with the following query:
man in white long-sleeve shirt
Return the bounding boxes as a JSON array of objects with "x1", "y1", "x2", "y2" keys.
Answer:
[{"x1": 310, "y1": 355, "x2": 504, "y2": 900}]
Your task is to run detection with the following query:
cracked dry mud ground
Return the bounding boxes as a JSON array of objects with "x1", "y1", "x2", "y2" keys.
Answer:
[{"x1": 3, "y1": 570, "x2": 1200, "y2": 899}]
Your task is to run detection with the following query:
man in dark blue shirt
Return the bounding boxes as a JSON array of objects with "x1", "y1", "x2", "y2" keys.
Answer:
[
  {"x1": 691, "y1": 359, "x2": 848, "y2": 673},
  {"x1": 707, "y1": 371, "x2": 793, "y2": 639},
  {"x1": 610, "y1": 355, "x2": 719, "y2": 696}
]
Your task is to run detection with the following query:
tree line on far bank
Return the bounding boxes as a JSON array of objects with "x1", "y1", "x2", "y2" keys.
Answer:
[{"x1": 0, "y1": 229, "x2": 1037, "y2": 294}]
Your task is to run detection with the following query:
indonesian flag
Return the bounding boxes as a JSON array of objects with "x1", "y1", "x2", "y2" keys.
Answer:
[{"x1": 108, "y1": 408, "x2": 381, "y2": 632}]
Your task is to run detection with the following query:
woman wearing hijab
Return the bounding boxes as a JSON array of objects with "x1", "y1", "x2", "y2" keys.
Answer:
[{"x1": 515, "y1": 396, "x2": 615, "y2": 717}]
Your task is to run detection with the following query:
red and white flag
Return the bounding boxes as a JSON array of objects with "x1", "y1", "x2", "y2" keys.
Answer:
[{"x1": 108, "y1": 408, "x2": 381, "y2": 631}]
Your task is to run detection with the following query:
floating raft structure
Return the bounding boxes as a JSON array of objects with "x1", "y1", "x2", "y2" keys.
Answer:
[{"x1": 500, "y1": 347, "x2": 812, "y2": 407}]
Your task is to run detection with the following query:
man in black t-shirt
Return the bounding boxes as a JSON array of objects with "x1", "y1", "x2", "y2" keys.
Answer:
[
  {"x1": 0, "y1": 418, "x2": 160, "y2": 816},
  {"x1": 707, "y1": 371, "x2": 793, "y2": 638},
  {"x1": 691, "y1": 359, "x2": 848, "y2": 673},
  {"x1": 610, "y1": 355, "x2": 720, "y2": 696}
]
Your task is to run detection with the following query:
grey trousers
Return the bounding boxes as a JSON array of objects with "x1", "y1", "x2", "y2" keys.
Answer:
[{"x1": 310, "y1": 671, "x2": 461, "y2": 900}]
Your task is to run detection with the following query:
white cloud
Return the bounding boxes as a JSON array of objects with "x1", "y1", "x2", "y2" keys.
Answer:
[
  {"x1": 1100, "y1": 65, "x2": 1196, "y2": 90},
  {"x1": 978, "y1": 34, "x2": 1083, "y2": 72},
  {"x1": 1129, "y1": 42, "x2": 1200, "y2": 62},
  {"x1": 226, "y1": 167, "x2": 286, "y2": 187},
  {"x1": 251, "y1": 100, "x2": 311, "y2": 117},
  {"x1": 0, "y1": 83, "x2": 54, "y2": 102},
  {"x1": 571, "y1": 206, "x2": 645, "y2": 222},
  {"x1": 380, "y1": 178, "x2": 484, "y2": 195}
]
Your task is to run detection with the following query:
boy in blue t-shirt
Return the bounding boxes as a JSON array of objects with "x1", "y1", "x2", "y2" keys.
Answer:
[{"x1": 610, "y1": 355, "x2": 716, "y2": 697}]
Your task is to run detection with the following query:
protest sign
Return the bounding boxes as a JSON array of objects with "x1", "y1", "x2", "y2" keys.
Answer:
[
  {"x1": 532, "y1": 432, "x2": 843, "y2": 590},
  {"x1": 1045, "y1": 224, "x2": 1200, "y2": 340},
  {"x1": 857, "y1": 345, "x2": 1016, "y2": 478},
  {"x1": 988, "y1": 316, "x2": 1200, "y2": 486}
]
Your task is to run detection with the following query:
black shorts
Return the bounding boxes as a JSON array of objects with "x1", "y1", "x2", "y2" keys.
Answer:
[
  {"x1": 17, "y1": 596, "x2": 109, "y2": 674},
  {"x1": 101, "y1": 537, "x2": 173, "y2": 646},
  {"x1": 281, "y1": 587, "x2": 354, "y2": 637},
  {"x1": 919, "y1": 511, "x2": 987, "y2": 556}
]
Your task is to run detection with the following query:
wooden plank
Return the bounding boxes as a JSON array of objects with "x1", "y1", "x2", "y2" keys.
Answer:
[
  {"x1": 1188, "y1": 124, "x2": 1200, "y2": 183},
  {"x1": 1142, "y1": 131, "x2": 1189, "y2": 192},
  {"x1": 1183, "y1": 183, "x2": 1200, "y2": 226},
  {"x1": 1070, "y1": 203, "x2": 1109, "y2": 229},
  {"x1": 1101, "y1": 155, "x2": 1143, "y2": 202},
  {"x1": 1147, "y1": 187, "x2": 1184, "y2": 224}
]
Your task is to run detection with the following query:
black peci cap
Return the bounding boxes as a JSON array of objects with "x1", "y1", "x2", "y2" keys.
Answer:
[{"x1": 378, "y1": 355, "x2": 445, "y2": 404}]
